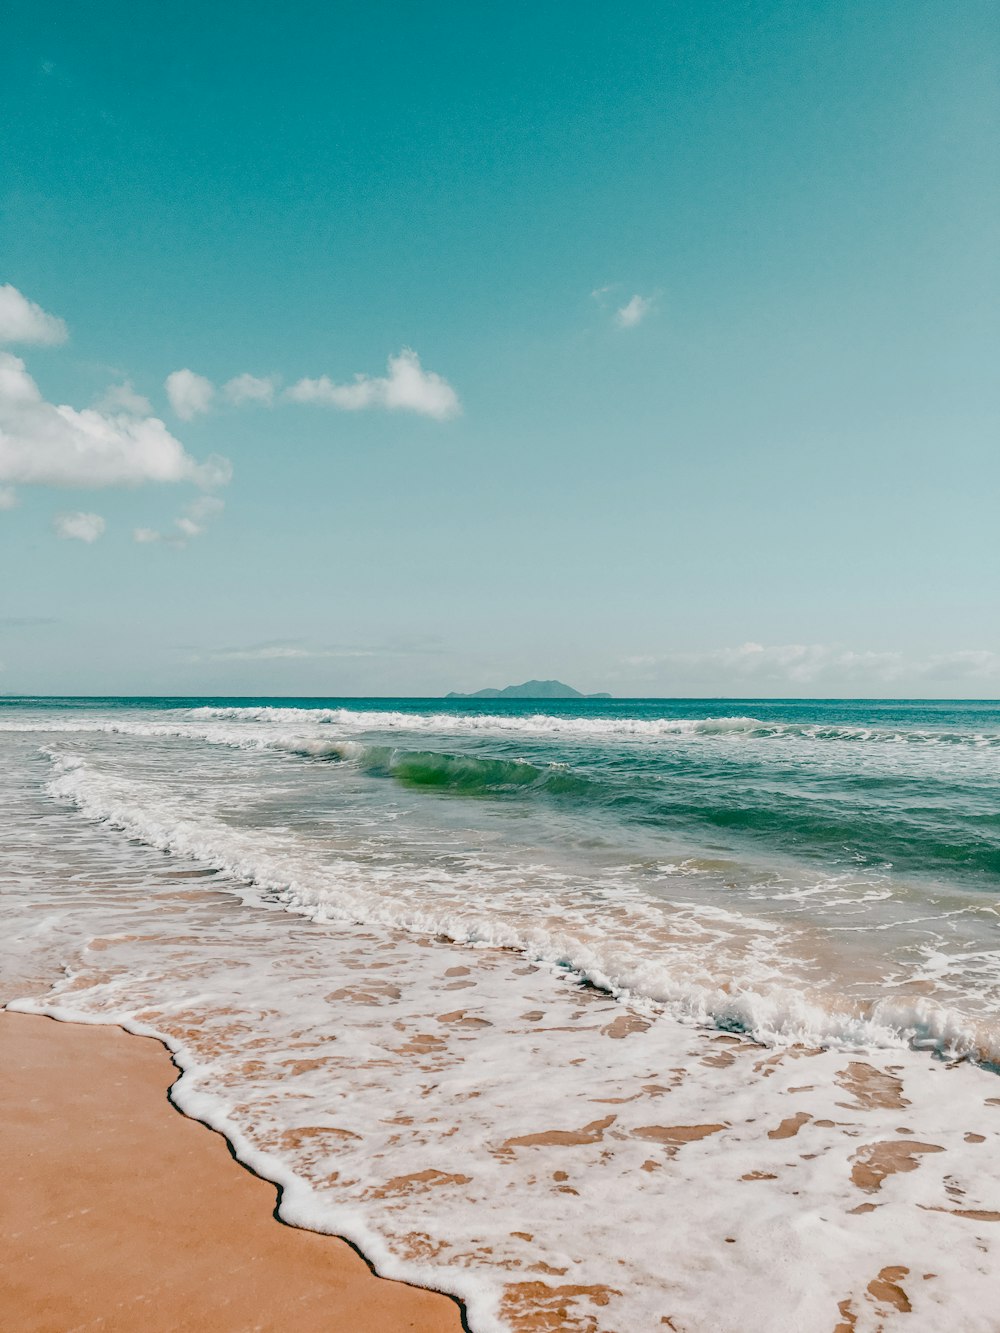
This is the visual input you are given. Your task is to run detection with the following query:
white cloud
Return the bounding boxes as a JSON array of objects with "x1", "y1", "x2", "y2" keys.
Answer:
[
  {"x1": 915, "y1": 649, "x2": 1000, "y2": 682},
  {"x1": 176, "y1": 493, "x2": 224, "y2": 538},
  {"x1": 210, "y1": 645, "x2": 314, "y2": 661},
  {"x1": 0, "y1": 485, "x2": 17, "y2": 510},
  {"x1": 0, "y1": 352, "x2": 229, "y2": 489},
  {"x1": 224, "y1": 372, "x2": 277, "y2": 406},
  {"x1": 96, "y1": 380, "x2": 153, "y2": 416},
  {"x1": 657, "y1": 641, "x2": 905, "y2": 685},
  {"x1": 54, "y1": 510, "x2": 105, "y2": 543},
  {"x1": 619, "y1": 641, "x2": 1000, "y2": 690},
  {"x1": 615, "y1": 294, "x2": 653, "y2": 329},
  {"x1": 205, "y1": 642, "x2": 378, "y2": 661},
  {"x1": 0, "y1": 284, "x2": 68, "y2": 346},
  {"x1": 132, "y1": 494, "x2": 224, "y2": 548},
  {"x1": 165, "y1": 368, "x2": 215, "y2": 420},
  {"x1": 287, "y1": 348, "x2": 461, "y2": 420},
  {"x1": 161, "y1": 352, "x2": 459, "y2": 421},
  {"x1": 166, "y1": 368, "x2": 278, "y2": 416}
]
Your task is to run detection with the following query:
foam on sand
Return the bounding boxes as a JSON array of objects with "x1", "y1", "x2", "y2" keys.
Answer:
[{"x1": 10, "y1": 904, "x2": 1000, "y2": 1332}]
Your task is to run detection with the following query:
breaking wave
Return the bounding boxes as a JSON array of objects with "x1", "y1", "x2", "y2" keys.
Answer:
[
  {"x1": 186, "y1": 705, "x2": 1000, "y2": 747},
  {"x1": 41, "y1": 747, "x2": 1000, "y2": 1066}
]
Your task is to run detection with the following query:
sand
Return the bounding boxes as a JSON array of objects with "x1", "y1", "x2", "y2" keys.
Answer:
[{"x1": 0, "y1": 1010, "x2": 465, "y2": 1333}]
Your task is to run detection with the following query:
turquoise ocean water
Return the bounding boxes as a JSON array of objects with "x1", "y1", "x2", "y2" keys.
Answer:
[{"x1": 3, "y1": 694, "x2": 999, "y2": 1051}]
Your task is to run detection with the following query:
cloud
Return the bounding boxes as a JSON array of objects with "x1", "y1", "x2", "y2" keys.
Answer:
[
  {"x1": 208, "y1": 644, "x2": 316, "y2": 661},
  {"x1": 224, "y1": 373, "x2": 277, "y2": 406},
  {"x1": 54, "y1": 510, "x2": 105, "y2": 543},
  {"x1": 96, "y1": 380, "x2": 153, "y2": 416},
  {"x1": 0, "y1": 485, "x2": 17, "y2": 510},
  {"x1": 132, "y1": 494, "x2": 224, "y2": 548},
  {"x1": 915, "y1": 649, "x2": 1000, "y2": 682},
  {"x1": 287, "y1": 348, "x2": 461, "y2": 420},
  {"x1": 654, "y1": 641, "x2": 906, "y2": 685},
  {"x1": 0, "y1": 284, "x2": 68, "y2": 346},
  {"x1": 619, "y1": 641, "x2": 1000, "y2": 690},
  {"x1": 165, "y1": 368, "x2": 215, "y2": 420},
  {"x1": 0, "y1": 352, "x2": 229, "y2": 489},
  {"x1": 615, "y1": 294, "x2": 653, "y2": 329},
  {"x1": 203, "y1": 641, "x2": 379, "y2": 662},
  {"x1": 162, "y1": 352, "x2": 459, "y2": 422},
  {"x1": 175, "y1": 494, "x2": 224, "y2": 538}
]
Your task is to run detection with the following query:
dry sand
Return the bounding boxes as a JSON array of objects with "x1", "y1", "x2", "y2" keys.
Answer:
[{"x1": 0, "y1": 1010, "x2": 465, "y2": 1332}]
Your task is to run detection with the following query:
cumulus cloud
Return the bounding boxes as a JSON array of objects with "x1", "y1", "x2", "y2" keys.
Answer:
[
  {"x1": 0, "y1": 352, "x2": 229, "y2": 489},
  {"x1": 0, "y1": 485, "x2": 17, "y2": 510},
  {"x1": 0, "y1": 284, "x2": 68, "y2": 345},
  {"x1": 161, "y1": 352, "x2": 459, "y2": 421},
  {"x1": 54, "y1": 510, "x2": 105, "y2": 543},
  {"x1": 287, "y1": 348, "x2": 461, "y2": 420},
  {"x1": 165, "y1": 368, "x2": 215, "y2": 420},
  {"x1": 96, "y1": 380, "x2": 153, "y2": 416},
  {"x1": 615, "y1": 294, "x2": 653, "y2": 329},
  {"x1": 224, "y1": 372, "x2": 277, "y2": 406},
  {"x1": 132, "y1": 494, "x2": 224, "y2": 548},
  {"x1": 164, "y1": 369, "x2": 280, "y2": 414}
]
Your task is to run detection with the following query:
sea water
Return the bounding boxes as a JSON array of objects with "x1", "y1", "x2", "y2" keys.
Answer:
[{"x1": 2, "y1": 696, "x2": 999, "y2": 1330}]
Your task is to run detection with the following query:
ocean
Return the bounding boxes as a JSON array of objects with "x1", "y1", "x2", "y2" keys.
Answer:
[{"x1": 3, "y1": 696, "x2": 999, "y2": 1330}]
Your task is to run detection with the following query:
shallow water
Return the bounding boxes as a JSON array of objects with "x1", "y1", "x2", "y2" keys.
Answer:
[{"x1": 2, "y1": 696, "x2": 999, "y2": 1330}]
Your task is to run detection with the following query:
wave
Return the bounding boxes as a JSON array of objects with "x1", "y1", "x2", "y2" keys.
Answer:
[
  {"x1": 186, "y1": 705, "x2": 1000, "y2": 747},
  {"x1": 41, "y1": 747, "x2": 1000, "y2": 1066},
  {"x1": 292, "y1": 740, "x2": 594, "y2": 798},
  {"x1": 8, "y1": 713, "x2": 998, "y2": 879},
  {"x1": 5, "y1": 705, "x2": 999, "y2": 748}
]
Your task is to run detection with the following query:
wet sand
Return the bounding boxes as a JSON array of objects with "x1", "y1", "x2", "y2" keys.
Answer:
[{"x1": 0, "y1": 1010, "x2": 465, "y2": 1333}]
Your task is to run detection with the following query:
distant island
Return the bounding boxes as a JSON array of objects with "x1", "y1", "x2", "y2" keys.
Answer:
[{"x1": 447, "y1": 679, "x2": 611, "y2": 700}]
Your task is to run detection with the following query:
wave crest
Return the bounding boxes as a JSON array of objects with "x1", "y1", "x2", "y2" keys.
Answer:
[
  {"x1": 185, "y1": 705, "x2": 1000, "y2": 746},
  {"x1": 40, "y1": 746, "x2": 1000, "y2": 1066}
]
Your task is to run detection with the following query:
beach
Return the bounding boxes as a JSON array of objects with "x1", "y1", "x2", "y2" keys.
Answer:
[
  {"x1": 0, "y1": 1010, "x2": 463, "y2": 1332},
  {"x1": 2, "y1": 697, "x2": 1000, "y2": 1330},
  {"x1": 5, "y1": 0, "x2": 996, "y2": 1323}
]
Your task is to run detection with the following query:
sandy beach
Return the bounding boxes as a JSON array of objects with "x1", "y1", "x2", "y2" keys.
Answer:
[{"x1": 0, "y1": 1010, "x2": 465, "y2": 1333}]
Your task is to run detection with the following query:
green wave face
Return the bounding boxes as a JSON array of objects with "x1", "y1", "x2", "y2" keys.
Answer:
[
  {"x1": 381, "y1": 749, "x2": 593, "y2": 799},
  {"x1": 264, "y1": 699, "x2": 1000, "y2": 884}
]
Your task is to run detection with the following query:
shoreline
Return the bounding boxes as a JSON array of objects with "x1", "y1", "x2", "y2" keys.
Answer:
[{"x1": 0, "y1": 1009, "x2": 466, "y2": 1333}]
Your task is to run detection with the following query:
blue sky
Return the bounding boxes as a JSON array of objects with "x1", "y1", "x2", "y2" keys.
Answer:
[{"x1": 1, "y1": 0, "x2": 997, "y2": 696}]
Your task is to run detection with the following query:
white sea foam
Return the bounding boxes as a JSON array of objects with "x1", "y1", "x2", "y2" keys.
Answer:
[
  {"x1": 7, "y1": 842, "x2": 1000, "y2": 1332},
  {"x1": 185, "y1": 704, "x2": 1000, "y2": 746},
  {"x1": 39, "y1": 747, "x2": 1000, "y2": 1063}
]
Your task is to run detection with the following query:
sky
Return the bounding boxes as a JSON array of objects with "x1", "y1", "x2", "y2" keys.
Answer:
[{"x1": 1, "y1": 0, "x2": 998, "y2": 697}]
